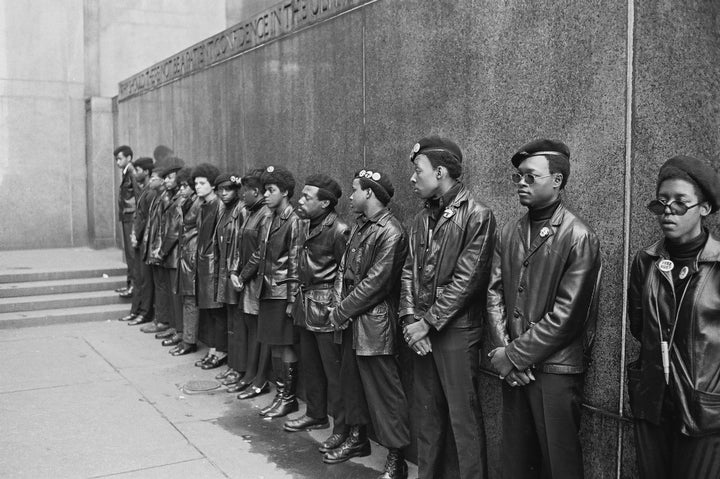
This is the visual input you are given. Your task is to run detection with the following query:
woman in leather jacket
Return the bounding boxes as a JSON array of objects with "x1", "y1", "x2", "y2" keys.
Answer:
[{"x1": 628, "y1": 155, "x2": 720, "y2": 478}]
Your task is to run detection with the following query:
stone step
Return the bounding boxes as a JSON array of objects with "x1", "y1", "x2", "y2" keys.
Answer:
[
  {"x1": 0, "y1": 303, "x2": 131, "y2": 329},
  {"x1": 0, "y1": 276, "x2": 127, "y2": 298},
  {"x1": 0, "y1": 267, "x2": 127, "y2": 284},
  {"x1": 0, "y1": 290, "x2": 131, "y2": 314}
]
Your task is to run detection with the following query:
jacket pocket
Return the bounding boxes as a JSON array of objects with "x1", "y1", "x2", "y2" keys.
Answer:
[
  {"x1": 692, "y1": 389, "x2": 720, "y2": 433},
  {"x1": 358, "y1": 302, "x2": 390, "y2": 348},
  {"x1": 305, "y1": 289, "x2": 334, "y2": 329}
]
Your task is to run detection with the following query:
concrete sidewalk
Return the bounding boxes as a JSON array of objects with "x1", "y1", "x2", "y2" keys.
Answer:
[{"x1": 0, "y1": 320, "x2": 417, "y2": 478}]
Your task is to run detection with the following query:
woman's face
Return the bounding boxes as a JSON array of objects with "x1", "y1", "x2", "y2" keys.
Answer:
[
  {"x1": 656, "y1": 178, "x2": 710, "y2": 243},
  {"x1": 264, "y1": 183, "x2": 286, "y2": 210}
]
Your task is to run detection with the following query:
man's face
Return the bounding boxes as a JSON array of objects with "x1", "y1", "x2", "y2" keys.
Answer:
[
  {"x1": 241, "y1": 184, "x2": 261, "y2": 205},
  {"x1": 115, "y1": 152, "x2": 130, "y2": 169},
  {"x1": 148, "y1": 172, "x2": 163, "y2": 190},
  {"x1": 179, "y1": 182, "x2": 193, "y2": 198},
  {"x1": 515, "y1": 155, "x2": 561, "y2": 208},
  {"x1": 264, "y1": 183, "x2": 286, "y2": 209},
  {"x1": 656, "y1": 178, "x2": 709, "y2": 243},
  {"x1": 349, "y1": 178, "x2": 367, "y2": 214},
  {"x1": 218, "y1": 185, "x2": 238, "y2": 205},
  {"x1": 410, "y1": 154, "x2": 440, "y2": 199},
  {"x1": 297, "y1": 185, "x2": 327, "y2": 219},
  {"x1": 194, "y1": 176, "x2": 213, "y2": 198},
  {"x1": 163, "y1": 172, "x2": 177, "y2": 190},
  {"x1": 135, "y1": 166, "x2": 148, "y2": 182}
]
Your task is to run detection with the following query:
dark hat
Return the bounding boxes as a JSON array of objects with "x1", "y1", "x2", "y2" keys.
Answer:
[
  {"x1": 355, "y1": 168, "x2": 394, "y2": 204},
  {"x1": 158, "y1": 156, "x2": 185, "y2": 177},
  {"x1": 261, "y1": 165, "x2": 296, "y2": 198},
  {"x1": 176, "y1": 167, "x2": 194, "y2": 190},
  {"x1": 133, "y1": 157, "x2": 154, "y2": 171},
  {"x1": 511, "y1": 139, "x2": 570, "y2": 168},
  {"x1": 305, "y1": 174, "x2": 342, "y2": 199},
  {"x1": 153, "y1": 145, "x2": 174, "y2": 163},
  {"x1": 410, "y1": 136, "x2": 463, "y2": 165},
  {"x1": 242, "y1": 168, "x2": 266, "y2": 190},
  {"x1": 657, "y1": 155, "x2": 720, "y2": 213},
  {"x1": 214, "y1": 172, "x2": 243, "y2": 188},
  {"x1": 191, "y1": 163, "x2": 220, "y2": 185}
]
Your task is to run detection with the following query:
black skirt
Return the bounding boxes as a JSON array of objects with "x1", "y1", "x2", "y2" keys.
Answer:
[{"x1": 258, "y1": 299, "x2": 294, "y2": 345}]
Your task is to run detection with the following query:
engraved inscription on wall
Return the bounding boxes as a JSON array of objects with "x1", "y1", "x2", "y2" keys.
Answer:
[{"x1": 119, "y1": 0, "x2": 372, "y2": 100}]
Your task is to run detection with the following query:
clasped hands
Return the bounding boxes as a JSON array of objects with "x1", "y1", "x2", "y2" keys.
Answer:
[
  {"x1": 403, "y1": 316, "x2": 432, "y2": 356},
  {"x1": 488, "y1": 346, "x2": 535, "y2": 387},
  {"x1": 230, "y1": 273, "x2": 244, "y2": 292}
]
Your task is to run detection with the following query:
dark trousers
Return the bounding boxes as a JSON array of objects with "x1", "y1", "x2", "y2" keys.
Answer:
[
  {"x1": 131, "y1": 257, "x2": 154, "y2": 318},
  {"x1": 120, "y1": 220, "x2": 136, "y2": 286},
  {"x1": 168, "y1": 271, "x2": 182, "y2": 331},
  {"x1": 152, "y1": 265, "x2": 171, "y2": 325},
  {"x1": 227, "y1": 304, "x2": 248, "y2": 371},
  {"x1": 202, "y1": 306, "x2": 227, "y2": 352},
  {"x1": 502, "y1": 372, "x2": 584, "y2": 479},
  {"x1": 635, "y1": 415, "x2": 720, "y2": 478},
  {"x1": 300, "y1": 328, "x2": 346, "y2": 434},
  {"x1": 356, "y1": 354, "x2": 411, "y2": 449},
  {"x1": 414, "y1": 327, "x2": 487, "y2": 479},
  {"x1": 338, "y1": 327, "x2": 370, "y2": 426},
  {"x1": 182, "y1": 296, "x2": 199, "y2": 344}
]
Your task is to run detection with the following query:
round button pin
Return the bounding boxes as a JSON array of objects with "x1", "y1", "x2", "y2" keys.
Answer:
[{"x1": 659, "y1": 259, "x2": 674, "y2": 272}]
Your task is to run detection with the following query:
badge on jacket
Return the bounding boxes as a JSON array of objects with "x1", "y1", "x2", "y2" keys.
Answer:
[
  {"x1": 539, "y1": 227, "x2": 550, "y2": 238},
  {"x1": 443, "y1": 207, "x2": 455, "y2": 219},
  {"x1": 658, "y1": 259, "x2": 674, "y2": 272}
]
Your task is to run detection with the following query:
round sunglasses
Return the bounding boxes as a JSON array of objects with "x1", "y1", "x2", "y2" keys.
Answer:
[{"x1": 646, "y1": 199, "x2": 700, "y2": 216}]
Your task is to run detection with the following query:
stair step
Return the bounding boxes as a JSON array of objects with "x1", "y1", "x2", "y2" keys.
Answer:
[
  {"x1": 0, "y1": 267, "x2": 127, "y2": 284},
  {"x1": 0, "y1": 290, "x2": 131, "y2": 313},
  {"x1": 0, "y1": 304, "x2": 131, "y2": 329},
  {"x1": 0, "y1": 276, "x2": 127, "y2": 298}
]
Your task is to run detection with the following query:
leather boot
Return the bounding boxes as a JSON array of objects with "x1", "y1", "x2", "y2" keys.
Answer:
[
  {"x1": 377, "y1": 449, "x2": 408, "y2": 479},
  {"x1": 265, "y1": 361, "x2": 298, "y2": 418},
  {"x1": 259, "y1": 380, "x2": 284, "y2": 416},
  {"x1": 323, "y1": 425, "x2": 371, "y2": 464}
]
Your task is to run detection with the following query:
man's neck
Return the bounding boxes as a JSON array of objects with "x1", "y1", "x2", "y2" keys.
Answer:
[
  {"x1": 364, "y1": 202, "x2": 384, "y2": 219},
  {"x1": 202, "y1": 192, "x2": 217, "y2": 203},
  {"x1": 431, "y1": 179, "x2": 459, "y2": 200}
]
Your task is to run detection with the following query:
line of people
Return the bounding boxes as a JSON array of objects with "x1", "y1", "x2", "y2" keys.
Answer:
[{"x1": 112, "y1": 136, "x2": 720, "y2": 479}]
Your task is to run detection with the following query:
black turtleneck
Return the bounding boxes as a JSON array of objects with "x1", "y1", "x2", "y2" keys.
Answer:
[
  {"x1": 528, "y1": 198, "x2": 561, "y2": 240},
  {"x1": 427, "y1": 182, "x2": 462, "y2": 230},
  {"x1": 310, "y1": 210, "x2": 331, "y2": 230},
  {"x1": 666, "y1": 228, "x2": 708, "y2": 300}
]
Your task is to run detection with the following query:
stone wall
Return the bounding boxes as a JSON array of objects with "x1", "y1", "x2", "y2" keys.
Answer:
[{"x1": 116, "y1": 1, "x2": 720, "y2": 477}]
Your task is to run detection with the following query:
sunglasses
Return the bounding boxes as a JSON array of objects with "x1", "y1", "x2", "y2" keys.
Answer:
[
  {"x1": 511, "y1": 173, "x2": 552, "y2": 185},
  {"x1": 646, "y1": 199, "x2": 700, "y2": 216}
]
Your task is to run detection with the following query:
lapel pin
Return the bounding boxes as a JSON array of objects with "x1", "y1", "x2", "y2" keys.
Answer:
[
  {"x1": 658, "y1": 259, "x2": 674, "y2": 272},
  {"x1": 539, "y1": 227, "x2": 550, "y2": 238},
  {"x1": 679, "y1": 266, "x2": 689, "y2": 279},
  {"x1": 443, "y1": 208, "x2": 455, "y2": 219}
]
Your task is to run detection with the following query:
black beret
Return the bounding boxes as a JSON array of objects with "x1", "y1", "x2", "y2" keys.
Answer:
[
  {"x1": 176, "y1": 167, "x2": 194, "y2": 189},
  {"x1": 191, "y1": 163, "x2": 220, "y2": 185},
  {"x1": 657, "y1": 155, "x2": 720, "y2": 213},
  {"x1": 410, "y1": 136, "x2": 463, "y2": 165},
  {"x1": 261, "y1": 166, "x2": 296, "y2": 197},
  {"x1": 305, "y1": 174, "x2": 342, "y2": 200},
  {"x1": 214, "y1": 172, "x2": 243, "y2": 188},
  {"x1": 511, "y1": 139, "x2": 571, "y2": 168},
  {"x1": 355, "y1": 168, "x2": 394, "y2": 203},
  {"x1": 133, "y1": 157, "x2": 154, "y2": 171},
  {"x1": 158, "y1": 156, "x2": 185, "y2": 177}
]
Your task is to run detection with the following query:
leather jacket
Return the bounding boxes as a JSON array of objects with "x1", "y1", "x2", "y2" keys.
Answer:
[
  {"x1": 399, "y1": 185, "x2": 496, "y2": 332},
  {"x1": 132, "y1": 184, "x2": 157, "y2": 250},
  {"x1": 486, "y1": 202, "x2": 602, "y2": 374},
  {"x1": 177, "y1": 196, "x2": 201, "y2": 296},
  {"x1": 628, "y1": 233, "x2": 720, "y2": 436},
  {"x1": 329, "y1": 209, "x2": 408, "y2": 356},
  {"x1": 195, "y1": 195, "x2": 223, "y2": 309},
  {"x1": 292, "y1": 211, "x2": 350, "y2": 333},
  {"x1": 239, "y1": 204, "x2": 300, "y2": 303},
  {"x1": 143, "y1": 191, "x2": 165, "y2": 264},
  {"x1": 158, "y1": 188, "x2": 182, "y2": 269},
  {"x1": 230, "y1": 201, "x2": 272, "y2": 315},
  {"x1": 215, "y1": 199, "x2": 244, "y2": 305},
  {"x1": 118, "y1": 164, "x2": 138, "y2": 221}
]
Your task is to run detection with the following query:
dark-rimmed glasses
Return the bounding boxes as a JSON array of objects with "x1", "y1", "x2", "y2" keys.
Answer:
[
  {"x1": 511, "y1": 173, "x2": 552, "y2": 185},
  {"x1": 646, "y1": 199, "x2": 700, "y2": 216}
]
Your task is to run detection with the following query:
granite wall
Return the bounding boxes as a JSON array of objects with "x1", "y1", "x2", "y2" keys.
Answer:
[{"x1": 116, "y1": 1, "x2": 720, "y2": 477}]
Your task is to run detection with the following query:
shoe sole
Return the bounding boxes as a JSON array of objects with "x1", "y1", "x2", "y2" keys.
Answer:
[
  {"x1": 322, "y1": 448, "x2": 371, "y2": 464},
  {"x1": 283, "y1": 422, "x2": 330, "y2": 432}
]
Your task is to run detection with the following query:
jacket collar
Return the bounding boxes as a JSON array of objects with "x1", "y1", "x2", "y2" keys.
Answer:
[
  {"x1": 643, "y1": 232, "x2": 720, "y2": 263},
  {"x1": 305, "y1": 211, "x2": 337, "y2": 241},
  {"x1": 517, "y1": 201, "x2": 567, "y2": 259},
  {"x1": 277, "y1": 203, "x2": 294, "y2": 221},
  {"x1": 363, "y1": 208, "x2": 391, "y2": 227}
]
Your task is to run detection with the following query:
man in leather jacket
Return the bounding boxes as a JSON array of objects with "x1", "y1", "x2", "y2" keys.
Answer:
[
  {"x1": 487, "y1": 139, "x2": 602, "y2": 479},
  {"x1": 283, "y1": 175, "x2": 351, "y2": 448},
  {"x1": 114, "y1": 145, "x2": 138, "y2": 296},
  {"x1": 401, "y1": 136, "x2": 496, "y2": 479},
  {"x1": 328, "y1": 169, "x2": 411, "y2": 479}
]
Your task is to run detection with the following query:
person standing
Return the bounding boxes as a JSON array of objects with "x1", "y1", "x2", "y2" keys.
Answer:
[
  {"x1": 401, "y1": 136, "x2": 495, "y2": 479},
  {"x1": 119, "y1": 156, "x2": 155, "y2": 323},
  {"x1": 192, "y1": 163, "x2": 227, "y2": 369},
  {"x1": 114, "y1": 145, "x2": 138, "y2": 297},
  {"x1": 237, "y1": 166, "x2": 301, "y2": 417},
  {"x1": 213, "y1": 172, "x2": 245, "y2": 386},
  {"x1": 628, "y1": 156, "x2": 720, "y2": 479},
  {"x1": 327, "y1": 169, "x2": 411, "y2": 479},
  {"x1": 228, "y1": 169, "x2": 273, "y2": 397},
  {"x1": 487, "y1": 139, "x2": 602, "y2": 479},
  {"x1": 283, "y1": 175, "x2": 350, "y2": 443}
]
